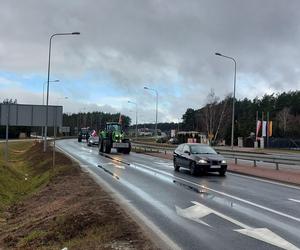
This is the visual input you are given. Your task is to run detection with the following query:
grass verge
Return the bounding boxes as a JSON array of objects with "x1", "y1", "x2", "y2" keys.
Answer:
[{"x1": 0, "y1": 141, "x2": 155, "y2": 249}]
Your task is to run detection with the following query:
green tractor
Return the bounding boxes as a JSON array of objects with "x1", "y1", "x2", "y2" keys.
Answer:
[{"x1": 98, "y1": 122, "x2": 131, "y2": 154}]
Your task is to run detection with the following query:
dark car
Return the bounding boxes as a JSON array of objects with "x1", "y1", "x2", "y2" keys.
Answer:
[
  {"x1": 173, "y1": 143, "x2": 227, "y2": 176},
  {"x1": 78, "y1": 127, "x2": 91, "y2": 142}
]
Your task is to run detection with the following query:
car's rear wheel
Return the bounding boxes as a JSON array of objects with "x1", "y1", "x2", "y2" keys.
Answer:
[
  {"x1": 103, "y1": 140, "x2": 111, "y2": 154},
  {"x1": 190, "y1": 162, "x2": 197, "y2": 176},
  {"x1": 173, "y1": 157, "x2": 180, "y2": 171},
  {"x1": 123, "y1": 147, "x2": 130, "y2": 154}
]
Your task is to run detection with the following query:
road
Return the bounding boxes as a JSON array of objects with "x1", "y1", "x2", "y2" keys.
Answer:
[
  {"x1": 132, "y1": 142, "x2": 300, "y2": 171},
  {"x1": 57, "y1": 139, "x2": 300, "y2": 250}
]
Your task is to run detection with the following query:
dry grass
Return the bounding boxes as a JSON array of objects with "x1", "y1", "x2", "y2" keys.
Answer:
[{"x1": 0, "y1": 141, "x2": 156, "y2": 250}]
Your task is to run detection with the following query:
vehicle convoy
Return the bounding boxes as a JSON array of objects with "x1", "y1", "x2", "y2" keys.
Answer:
[
  {"x1": 98, "y1": 122, "x2": 131, "y2": 154},
  {"x1": 78, "y1": 127, "x2": 91, "y2": 142},
  {"x1": 173, "y1": 143, "x2": 227, "y2": 176}
]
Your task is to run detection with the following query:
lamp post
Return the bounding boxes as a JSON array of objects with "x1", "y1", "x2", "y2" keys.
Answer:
[
  {"x1": 144, "y1": 86, "x2": 158, "y2": 137},
  {"x1": 128, "y1": 101, "x2": 138, "y2": 140},
  {"x1": 215, "y1": 52, "x2": 237, "y2": 149},
  {"x1": 42, "y1": 79, "x2": 59, "y2": 138},
  {"x1": 44, "y1": 32, "x2": 80, "y2": 152},
  {"x1": 43, "y1": 80, "x2": 59, "y2": 105}
]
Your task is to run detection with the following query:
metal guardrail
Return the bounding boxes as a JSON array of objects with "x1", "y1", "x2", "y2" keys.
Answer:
[{"x1": 132, "y1": 143, "x2": 300, "y2": 170}]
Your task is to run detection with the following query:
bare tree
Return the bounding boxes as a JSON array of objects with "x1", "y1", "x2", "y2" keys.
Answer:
[
  {"x1": 214, "y1": 96, "x2": 230, "y2": 141},
  {"x1": 203, "y1": 89, "x2": 219, "y2": 140},
  {"x1": 277, "y1": 107, "x2": 290, "y2": 134}
]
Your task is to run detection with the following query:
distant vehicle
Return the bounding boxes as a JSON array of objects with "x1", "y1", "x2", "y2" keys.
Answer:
[
  {"x1": 156, "y1": 136, "x2": 167, "y2": 143},
  {"x1": 78, "y1": 127, "x2": 91, "y2": 142},
  {"x1": 168, "y1": 137, "x2": 179, "y2": 144},
  {"x1": 87, "y1": 130, "x2": 99, "y2": 146},
  {"x1": 173, "y1": 143, "x2": 227, "y2": 176},
  {"x1": 99, "y1": 122, "x2": 131, "y2": 154}
]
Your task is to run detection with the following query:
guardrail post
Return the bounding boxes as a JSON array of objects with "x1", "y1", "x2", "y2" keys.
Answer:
[
  {"x1": 165, "y1": 150, "x2": 166, "y2": 155},
  {"x1": 254, "y1": 160, "x2": 256, "y2": 167},
  {"x1": 235, "y1": 158, "x2": 237, "y2": 164},
  {"x1": 276, "y1": 162, "x2": 279, "y2": 170}
]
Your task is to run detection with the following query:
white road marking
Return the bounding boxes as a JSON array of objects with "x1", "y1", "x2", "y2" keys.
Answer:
[
  {"x1": 228, "y1": 172, "x2": 300, "y2": 191},
  {"x1": 236, "y1": 228, "x2": 299, "y2": 250},
  {"x1": 134, "y1": 162, "x2": 300, "y2": 223},
  {"x1": 175, "y1": 202, "x2": 212, "y2": 227},
  {"x1": 289, "y1": 198, "x2": 300, "y2": 203},
  {"x1": 177, "y1": 201, "x2": 299, "y2": 250}
]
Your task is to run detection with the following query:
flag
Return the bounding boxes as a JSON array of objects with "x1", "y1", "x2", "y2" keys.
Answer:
[
  {"x1": 268, "y1": 121, "x2": 273, "y2": 137},
  {"x1": 262, "y1": 121, "x2": 267, "y2": 137},
  {"x1": 256, "y1": 120, "x2": 261, "y2": 139},
  {"x1": 91, "y1": 130, "x2": 97, "y2": 137}
]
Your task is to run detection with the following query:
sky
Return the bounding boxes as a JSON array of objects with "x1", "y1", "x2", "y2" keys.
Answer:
[{"x1": 1, "y1": 0, "x2": 300, "y2": 124}]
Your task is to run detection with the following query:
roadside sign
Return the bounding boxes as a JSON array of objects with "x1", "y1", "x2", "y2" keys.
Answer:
[
  {"x1": 0, "y1": 104, "x2": 63, "y2": 165},
  {"x1": 0, "y1": 104, "x2": 62, "y2": 127}
]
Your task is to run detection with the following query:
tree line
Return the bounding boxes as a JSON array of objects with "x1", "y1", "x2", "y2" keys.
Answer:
[
  {"x1": 180, "y1": 90, "x2": 300, "y2": 144},
  {"x1": 62, "y1": 112, "x2": 131, "y2": 135}
]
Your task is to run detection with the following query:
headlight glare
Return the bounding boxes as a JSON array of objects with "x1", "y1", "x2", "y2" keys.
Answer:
[
  {"x1": 198, "y1": 159, "x2": 207, "y2": 164},
  {"x1": 221, "y1": 160, "x2": 226, "y2": 164}
]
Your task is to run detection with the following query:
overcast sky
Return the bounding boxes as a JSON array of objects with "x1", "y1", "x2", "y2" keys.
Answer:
[{"x1": 1, "y1": 0, "x2": 300, "y2": 124}]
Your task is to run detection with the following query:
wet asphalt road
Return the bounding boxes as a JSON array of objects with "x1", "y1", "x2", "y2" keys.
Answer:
[{"x1": 57, "y1": 139, "x2": 300, "y2": 250}]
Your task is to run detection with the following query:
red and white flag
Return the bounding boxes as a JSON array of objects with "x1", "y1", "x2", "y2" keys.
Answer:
[
  {"x1": 256, "y1": 120, "x2": 261, "y2": 140},
  {"x1": 91, "y1": 130, "x2": 97, "y2": 137}
]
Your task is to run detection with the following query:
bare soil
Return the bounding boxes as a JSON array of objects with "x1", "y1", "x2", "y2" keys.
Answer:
[{"x1": 0, "y1": 142, "x2": 156, "y2": 250}]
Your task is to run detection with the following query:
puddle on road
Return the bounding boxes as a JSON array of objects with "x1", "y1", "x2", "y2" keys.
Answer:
[
  {"x1": 173, "y1": 179, "x2": 237, "y2": 209},
  {"x1": 173, "y1": 180, "x2": 203, "y2": 194},
  {"x1": 130, "y1": 163, "x2": 175, "y2": 184},
  {"x1": 99, "y1": 152, "x2": 130, "y2": 166},
  {"x1": 97, "y1": 164, "x2": 120, "y2": 180},
  {"x1": 99, "y1": 155, "x2": 238, "y2": 210}
]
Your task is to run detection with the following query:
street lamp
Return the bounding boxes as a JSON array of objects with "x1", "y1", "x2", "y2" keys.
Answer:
[
  {"x1": 128, "y1": 101, "x2": 138, "y2": 140},
  {"x1": 144, "y1": 86, "x2": 158, "y2": 137},
  {"x1": 215, "y1": 52, "x2": 237, "y2": 149},
  {"x1": 42, "y1": 79, "x2": 59, "y2": 138},
  {"x1": 44, "y1": 32, "x2": 80, "y2": 152}
]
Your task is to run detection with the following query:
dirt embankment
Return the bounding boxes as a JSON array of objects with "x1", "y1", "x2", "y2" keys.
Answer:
[{"x1": 0, "y1": 142, "x2": 156, "y2": 250}]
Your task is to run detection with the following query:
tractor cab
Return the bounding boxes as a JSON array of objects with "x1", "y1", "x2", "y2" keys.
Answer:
[{"x1": 106, "y1": 122, "x2": 122, "y2": 132}]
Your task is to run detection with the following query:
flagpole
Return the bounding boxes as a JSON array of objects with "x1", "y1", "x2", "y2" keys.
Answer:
[
  {"x1": 267, "y1": 112, "x2": 270, "y2": 148},
  {"x1": 255, "y1": 110, "x2": 258, "y2": 141}
]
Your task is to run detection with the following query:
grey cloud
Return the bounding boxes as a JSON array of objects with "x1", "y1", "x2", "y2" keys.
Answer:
[{"x1": 1, "y1": 0, "x2": 300, "y2": 122}]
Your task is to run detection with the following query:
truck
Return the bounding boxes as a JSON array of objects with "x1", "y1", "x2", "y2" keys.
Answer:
[{"x1": 98, "y1": 122, "x2": 131, "y2": 154}]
